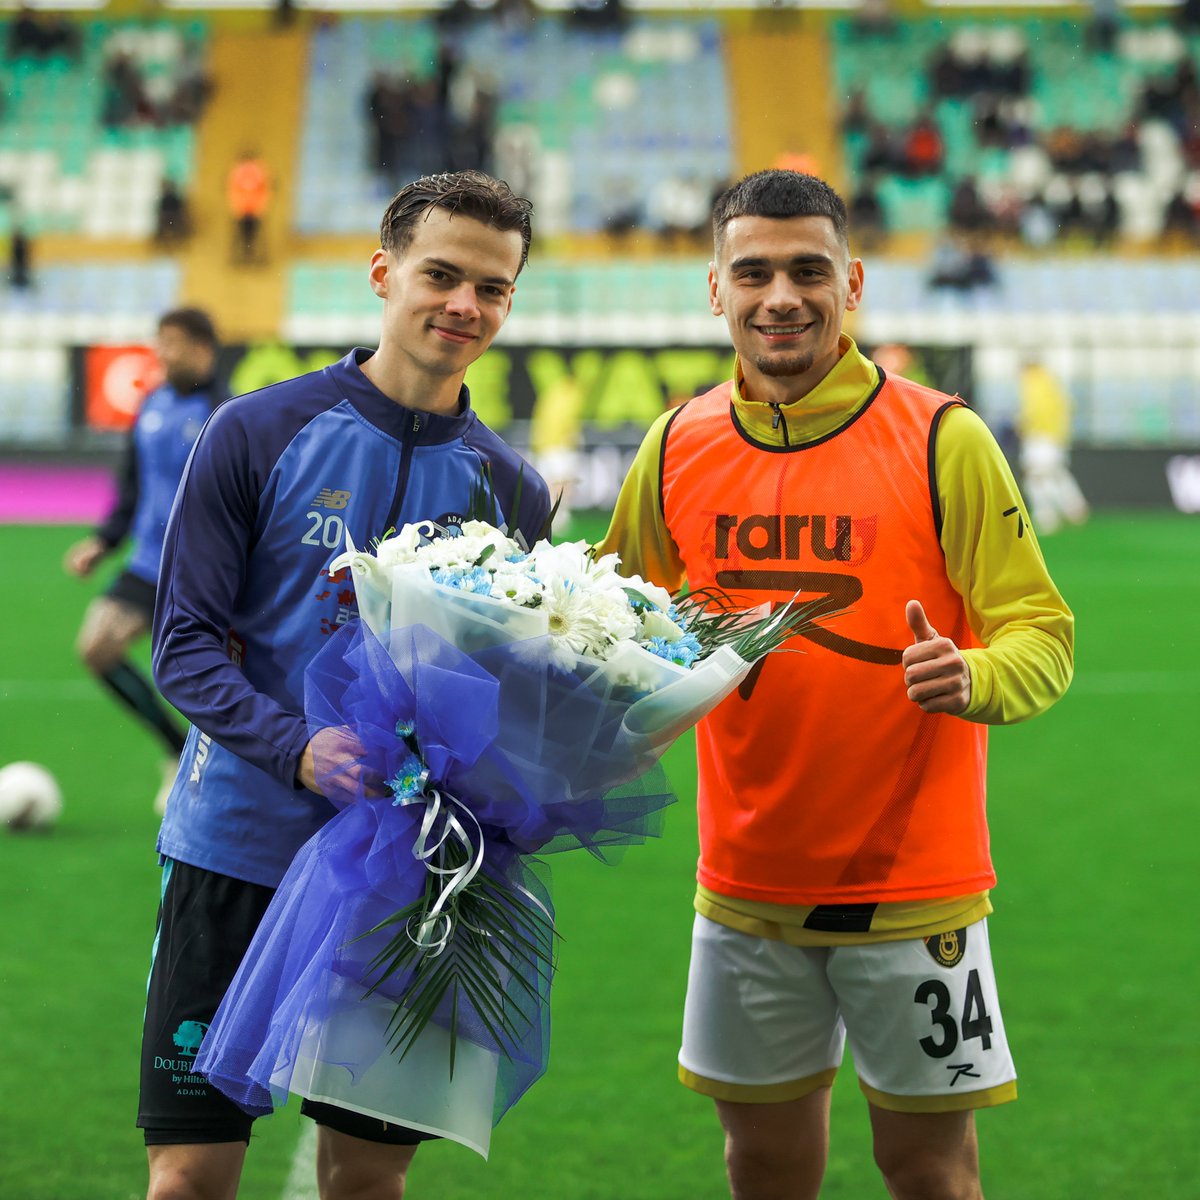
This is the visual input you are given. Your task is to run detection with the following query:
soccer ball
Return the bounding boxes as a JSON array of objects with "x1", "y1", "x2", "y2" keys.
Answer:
[{"x1": 0, "y1": 761, "x2": 63, "y2": 832}]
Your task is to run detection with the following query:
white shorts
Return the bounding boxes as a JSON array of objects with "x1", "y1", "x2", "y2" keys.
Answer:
[{"x1": 679, "y1": 914, "x2": 1016, "y2": 1112}]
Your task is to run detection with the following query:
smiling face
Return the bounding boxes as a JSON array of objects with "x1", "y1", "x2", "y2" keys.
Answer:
[
  {"x1": 365, "y1": 206, "x2": 524, "y2": 410},
  {"x1": 709, "y1": 213, "x2": 864, "y2": 402}
]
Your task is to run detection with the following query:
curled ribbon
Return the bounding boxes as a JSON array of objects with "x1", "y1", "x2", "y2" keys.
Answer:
[{"x1": 397, "y1": 788, "x2": 485, "y2": 955}]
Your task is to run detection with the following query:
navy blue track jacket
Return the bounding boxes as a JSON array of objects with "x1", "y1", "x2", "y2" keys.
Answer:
[{"x1": 152, "y1": 349, "x2": 551, "y2": 887}]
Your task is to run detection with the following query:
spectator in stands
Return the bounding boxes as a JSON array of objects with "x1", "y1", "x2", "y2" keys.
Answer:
[
  {"x1": 948, "y1": 175, "x2": 992, "y2": 236},
  {"x1": 570, "y1": 0, "x2": 628, "y2": 32},
  {"x1": 841, "y1": 89, "x2": 872, "y2": 137},
  {"x1": 928, "y1": 235, "x2": 997, "y2": 292},
  {"x1": 929, "y1": 42, "x2": 968, "y2": 100},
  {"x1": 436, "y1": 0, "x2": 479, "y2": 30},
  {"x1": 850, "y1": 0, "x2": 898, "y2": 38},
  {"x1": 102, "y1": 50, "x2": 152, "y2": 128},
  {"x1": 1110, "y1": 121, "x2": 1144, "y2": 174},
  {"x1": 1137, "y1": 58, "x2": 1197, "y2": 133},
  {"x1": 1078, "y1": 176, "x2": 1119, "y2": 246},
  {"x1": 154, "y1": 179, "x2": 192, "y2": 249},
  {"x1": 991, "y1": 42, "x2": 1031, "y2": 97},
  {"x1": 5, "y1": 5, "x2": 80, "y2": 59},
  {"x1": 900, "y1": 110, "x2": 945, "y2": 178},
  {"x1": 974, "y1": 95, "x2": 1034, "y2": 152},
  {"x1": 862, "y1": 121, "x2": 899, "y2": 175},
  {"x1": 648, "y1": 174, "x2": 713, "y2": 246},
  {"x1": 1087, "y1": 0, "x2": 1121, "y2": 55},
  {"x1": 1045, "y1": 125, "x2": 1088, "y2": 174},
  {"x1": 365, "y1": 71, "x2": 398, "y2": 176},
  {"x1": 64, "y1": 308, "x2": 223, "y2": 814},
  {"x1": 227, "y1": 150, "x2": 271, "y2": 265},
  {"x1": 848, "y1": 175, "x2": 887, "y2": 249},
  {"x1": 8, "y1": 224, "x2": 32, "y2": 290},
  {"x1": 1162, "y1": 180, "x2": 1200, "y2": 244},
  {"x1": 1018, "y1": 191, "x2": 1058, "y2": 248},
  {"x1": 165, "y1": 38, "x2": 215, "y2": 124},
  {"x1": 448, "y1": 68, "x2": 498, "y2": 175},
  {"x1": 406, "y1": 78, "x2": 451, "y2": 181},
  {"x1": 602, "y1": 185, "x2": 641, "y2": 238}
]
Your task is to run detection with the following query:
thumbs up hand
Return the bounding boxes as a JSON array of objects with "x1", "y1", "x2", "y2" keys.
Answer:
[{"x1": 901, "y1": 600, "x2": 972, "y2": 715}]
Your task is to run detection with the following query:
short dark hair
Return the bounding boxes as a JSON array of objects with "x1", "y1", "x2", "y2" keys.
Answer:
[
  {"x1": 158, "y1": 306, "x2": 218, "y2": 348},
  {"x1": 712, "y1": 170, "x2": 849, "y2": 257},
  {"x1": 380, "y1": 170, "x2": 534, "y2": 273}
]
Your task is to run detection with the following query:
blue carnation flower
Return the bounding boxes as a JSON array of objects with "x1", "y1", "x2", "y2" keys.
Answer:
[
  {"x1": 644, "y1": 633, "x2": 701, "y2": 668},
  {"x1": 388, "y1": 753, "x2": 429, "y2": 803},
  {"x1": 432, "y1": 566, "x2": 492, "y2": 593}
]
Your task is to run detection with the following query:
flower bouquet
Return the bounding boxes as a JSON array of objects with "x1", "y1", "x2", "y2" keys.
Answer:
[{"x1": 195, "y1": 520, "x2": 830, "y2": 1157}]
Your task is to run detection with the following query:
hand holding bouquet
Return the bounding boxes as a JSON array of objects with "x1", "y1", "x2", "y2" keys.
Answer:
[{"x1": 195, "y1": 519, "x2": 830, "y2": 1156}]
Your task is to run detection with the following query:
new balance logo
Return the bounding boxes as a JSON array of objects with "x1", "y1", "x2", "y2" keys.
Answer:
[{"x1": 311, "y1": 488, "x2": 351, "y2": 510}]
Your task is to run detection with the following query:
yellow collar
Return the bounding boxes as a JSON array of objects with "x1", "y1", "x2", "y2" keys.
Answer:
[{"x1": 731, "y1": 335, "x2": 881, "y2": 446}]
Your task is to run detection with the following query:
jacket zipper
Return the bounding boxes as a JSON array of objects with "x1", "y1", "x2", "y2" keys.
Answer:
[
  {"x1": 384, "y1": 411, "x2": 422, "y2": 531},
  {"x1": 769, "y1": 403, "x2": 791, "y2": 447}
]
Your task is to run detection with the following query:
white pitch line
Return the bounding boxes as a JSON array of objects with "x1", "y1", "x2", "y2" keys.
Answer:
[{"x1": 281, "y1": 1121, "x2": 319, "y2": 1200}]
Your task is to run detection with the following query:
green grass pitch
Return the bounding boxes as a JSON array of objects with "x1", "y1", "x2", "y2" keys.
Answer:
[{"x1": 1, "y1": 512, "x2": 1197, "y2": 1199}]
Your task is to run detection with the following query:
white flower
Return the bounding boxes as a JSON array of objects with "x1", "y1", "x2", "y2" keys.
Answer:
[
  {"x1": 460, "y1": 521, "x2": 521, "y2": 559},
  {"x1": 541, "y1": 580, "x2": 614, "y2": 668},
  {"x1": 527, "y1": 540, "x2": 595, "y2": 590},
  {"x1": 417, "y1": 536, "x2": 484, "y2": 571},
  {"x1": 621, "y1": 573, "x2": 674, "y2": 614},
  {"x1": 640, "y1": 606, "x2": 687, "y2": 643},
  {"x1": 490, "y1": 569, "x2": 540, "y2": 607},
  {"x1": 583, "y1": 550, "x2": 628, "y2": 592},
  {"x1": 373, "y1": 524, "x2": 423, "y2": 568},
  {"x1": 587, "y1": 588, "x2": 641, "y2": 652}
]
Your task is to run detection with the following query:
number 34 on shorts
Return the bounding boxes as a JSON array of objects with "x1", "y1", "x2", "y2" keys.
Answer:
[{"x1": 855, "y1": 919, "x2": 1017, "y2": 1105}]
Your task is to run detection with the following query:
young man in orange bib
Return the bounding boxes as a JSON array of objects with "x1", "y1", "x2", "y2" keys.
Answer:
[{"x1": 596, "y1": 170, "x2": 1074, "y2": 1200}]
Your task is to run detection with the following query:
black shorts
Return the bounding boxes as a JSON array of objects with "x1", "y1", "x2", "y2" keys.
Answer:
[
  {"x1": 105, "y1": 569, "x2": 157, "y2": 619},
  {"x1": 138, "y1": 859, "x2": 438, "y2": 1147}
]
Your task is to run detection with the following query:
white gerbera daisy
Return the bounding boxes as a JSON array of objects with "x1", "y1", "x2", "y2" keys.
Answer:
[
  {"x1": 542, "y1": 580, "x2": 611, "y2": 668},
  {"x1": 490, "y1": 569, "x2": 540, "y2": 607}
]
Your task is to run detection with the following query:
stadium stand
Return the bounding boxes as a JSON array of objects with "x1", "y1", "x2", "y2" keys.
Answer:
[
  {"x1": 0, "y1": 19, "x2": 206, "y2": 239},
  {"x1": 833, "y1": 16, "x2": 1200, "y2": 242},
  {"x1": 0, "y1": 8, "x2": 1198, "y2": 461},
  {"x1": 295, "y1": 15, "x2": 734, "y2": 238}
]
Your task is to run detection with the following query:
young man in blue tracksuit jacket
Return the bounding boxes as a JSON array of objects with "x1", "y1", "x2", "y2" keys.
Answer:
[
  {"x1": 64, "y1": 308, "x2": 223, "y2": 813},
  {"x1": 139, "y1": 172, "x2": 551, "y2": 1200}
]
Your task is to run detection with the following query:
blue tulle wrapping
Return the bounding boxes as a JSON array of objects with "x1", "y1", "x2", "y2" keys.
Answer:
[{"x1": 194, "y1": 616, "x2": 680, "y2": 1140}]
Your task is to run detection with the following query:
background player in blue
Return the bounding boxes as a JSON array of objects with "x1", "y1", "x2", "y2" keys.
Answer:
[
  {"x1": 139, "y1": 171, "x2": 550, "y2": 1200},
  {"x1": 63, "y1": 307, "x2": 222, "y2": 814}
]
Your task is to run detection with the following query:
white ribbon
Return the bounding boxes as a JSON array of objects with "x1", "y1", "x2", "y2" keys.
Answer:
[{"x1": 397, "y1": 788, "x2": 486, "y2": 956}]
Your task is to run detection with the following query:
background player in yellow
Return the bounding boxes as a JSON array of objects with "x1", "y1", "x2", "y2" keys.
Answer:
[
  {"x1": 597, "y1": 170, "x2": 1074, "y2": 1200},
  {"x1": 1017, "y1": 357, "x2": 1090, "y2": 534}
]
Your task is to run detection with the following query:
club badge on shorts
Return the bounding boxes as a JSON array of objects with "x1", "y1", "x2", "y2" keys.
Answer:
[{"x1": 924, "y1": 927, "x2": 967, "y2": 968}]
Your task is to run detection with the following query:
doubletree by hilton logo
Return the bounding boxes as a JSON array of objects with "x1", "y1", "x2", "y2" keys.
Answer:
[
  {"x1": 172, "y1": 1020, "x2": 210, "y2": 1058},
  {"x1": 153, "y1": 1021, "x2": 213, "y2": 1095}
]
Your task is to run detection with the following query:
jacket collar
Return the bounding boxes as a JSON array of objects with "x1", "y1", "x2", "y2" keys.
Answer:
[
  {"x1": 328, "y1": 348, "x2": 477, "y2": 444},
  {"x1": 731, "y1": 334, "x2": 880, "y2": 447}
]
